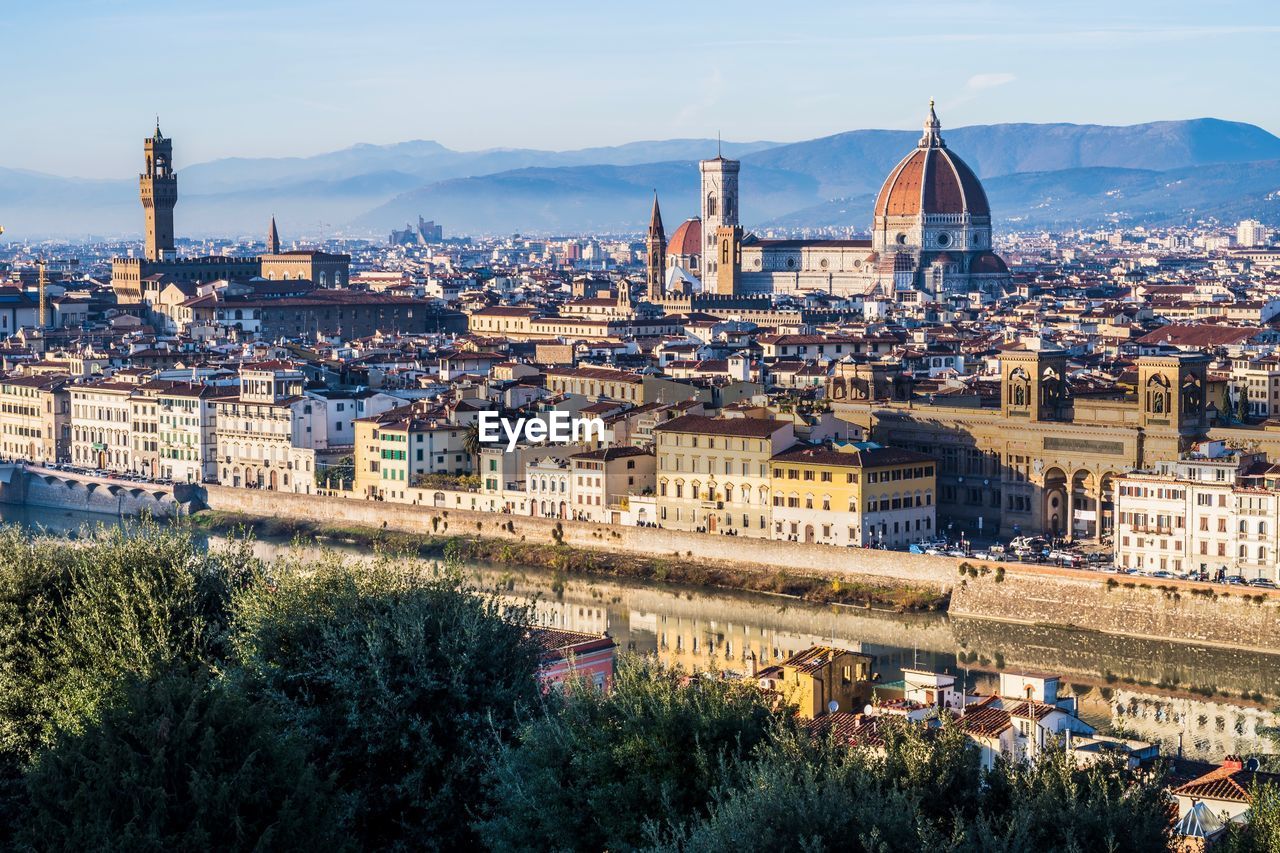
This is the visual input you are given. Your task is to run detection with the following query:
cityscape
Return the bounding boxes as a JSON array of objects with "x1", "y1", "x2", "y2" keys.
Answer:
[{"x1": 2, "y1": 3, "x2": 1280, "y2": 851}]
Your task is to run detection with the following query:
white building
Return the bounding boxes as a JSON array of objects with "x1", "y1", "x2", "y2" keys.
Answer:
[
  {"x1": 69, "y1": 381, "x2": 135, "y2": 471},
  {"x1": 1113, "y1": 441, "x2": 1280, "y2": 581},
  {"x1": 526, "y1": 456, "x2": 571, "y2": 519},
  {"x1": 1236, "y1": 219, "x2": 1268, "y2": 248},
  {"x1": 214, "y1": 362, "x2": 325, "y2": 492}
]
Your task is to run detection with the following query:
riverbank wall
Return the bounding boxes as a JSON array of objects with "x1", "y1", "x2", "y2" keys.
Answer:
[
  {"x1": 0, "y1": 464, "x2": 194, "y2": 518},
  {"x1": 199, "y1": 485, "x2": 1280, "y2": 652}
]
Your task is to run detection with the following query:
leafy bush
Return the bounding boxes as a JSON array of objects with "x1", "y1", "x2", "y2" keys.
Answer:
[
  {"x1": 17, "y1": 670, "x2": 343, "y2": 852},
  {"x1": 230, "y1": 557, "x2": 543, "y2": 851}
]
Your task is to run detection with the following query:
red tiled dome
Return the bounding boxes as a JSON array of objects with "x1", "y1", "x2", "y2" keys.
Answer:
[
  {"x1": 970, "y1": 252, "x2": 1009, "y2": 274},
  {"x1": 874, "y1": 106, "x2": 989, "y2": 219},
  {"x1": 667, "y1": 218, "x2": 702, "y2": 257}
]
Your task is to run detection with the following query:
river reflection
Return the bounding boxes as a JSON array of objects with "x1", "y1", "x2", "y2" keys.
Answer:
[{"x1": 5, "y1": 505, "x2": 1277, "y2": 762}]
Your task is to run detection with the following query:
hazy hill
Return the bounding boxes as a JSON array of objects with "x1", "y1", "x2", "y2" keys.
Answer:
[
  {"x1": 765, "y1": 159, "x2": 1280, "y2": 230},
  {"x1": 4, "y1": 119, "x2": 1280, "y2": 238}
]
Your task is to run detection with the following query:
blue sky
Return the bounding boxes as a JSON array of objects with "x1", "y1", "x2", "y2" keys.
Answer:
[{"x1": 2, "y1": 0, "x2": 1277, "y2": 177}]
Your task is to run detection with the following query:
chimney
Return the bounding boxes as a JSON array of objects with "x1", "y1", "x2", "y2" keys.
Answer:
[
  {"x1": 747, "y1": 650, "x2": 758, "y2": 677},
  {"x1": 1223, "y1": 755, "x2": 1244, "y2": 772}
]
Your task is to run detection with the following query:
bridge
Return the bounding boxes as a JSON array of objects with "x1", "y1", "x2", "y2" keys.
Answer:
[{"x1": 0, "y1": 464, "x2": 202, "y2": 518}]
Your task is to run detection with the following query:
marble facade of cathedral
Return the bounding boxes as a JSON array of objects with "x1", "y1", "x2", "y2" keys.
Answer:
[{"x1": 649, "y1": 103, "x2": 1011, "y2": 301}]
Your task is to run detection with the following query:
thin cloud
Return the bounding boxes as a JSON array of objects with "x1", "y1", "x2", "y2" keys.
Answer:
[{"x1": 966, "y1": 73, "x2": 1016, "y2": 91}]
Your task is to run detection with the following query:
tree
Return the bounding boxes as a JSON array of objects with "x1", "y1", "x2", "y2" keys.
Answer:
[
  {"x1": 229, "y1": 557, "x2": 543, "y2": 851},
  {"x1": 16, "y1": 669, "x2": 344, "y2": 853},
  {"x1": 475, "y1": 657, "x2": 784, "y2": 853},
  {"x1": 653, "y1": 719, "x2": 1171, "y2": 853},
  {"x1": 0, "y1": 523, "x2": 260, "y2": 844},
  {"x1": 651, "y1": 727, "x2": 925, "y2": 853},
  {"x1": 1218, "y1": 782, "x2": 1280, "y2": 852},
  {"x1": 463, "y1": 420, "x2": 484, "y2": 473}
]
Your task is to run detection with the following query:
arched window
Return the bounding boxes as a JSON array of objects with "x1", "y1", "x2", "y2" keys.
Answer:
[{"x1": 706, "y1": 193, "x2": 717, "y2": 217}]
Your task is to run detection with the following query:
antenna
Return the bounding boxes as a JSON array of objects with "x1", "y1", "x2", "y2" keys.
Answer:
[{"x1": 717, "y1": 131, "x2": 722, "y2": 158}]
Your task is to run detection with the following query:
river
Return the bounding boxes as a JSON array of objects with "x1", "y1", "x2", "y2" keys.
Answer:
[{"x1": 7, "y1": 504, "x2": 1278, "y2": 762}]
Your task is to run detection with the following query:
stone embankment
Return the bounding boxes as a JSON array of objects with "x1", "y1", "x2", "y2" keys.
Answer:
[
  {"x1": 199, "y1": 485, "x2": 1280, "y2": 653},
  {"x1": 0, "y1": 464, "x2": 196, "y2": 518}
]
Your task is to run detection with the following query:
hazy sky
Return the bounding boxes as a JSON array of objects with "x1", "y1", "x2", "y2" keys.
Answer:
[{"x1": 2, "y1": 0, "x2": 1277, "y2": 178}]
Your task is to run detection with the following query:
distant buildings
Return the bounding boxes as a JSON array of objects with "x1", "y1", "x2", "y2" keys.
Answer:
[
  {"x1": 390, "y1": 216, "x2": 444, "y2": 246},
  {"x1": 1236, "y1": 218, "x2": 1269, "y2": 248}
]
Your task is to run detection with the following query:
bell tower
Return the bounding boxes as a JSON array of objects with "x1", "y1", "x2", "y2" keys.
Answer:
[
  {"x1": 645, "y1": 192, "x2": 666, "y2": 301},
  {"x1": 140, "y1": 119, "x2": 177, "y2": 261},
  {"x1": 699, "y1": 148, "x2": 739, "y2": 280}
]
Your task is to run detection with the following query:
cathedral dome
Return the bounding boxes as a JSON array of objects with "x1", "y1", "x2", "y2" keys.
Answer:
[
  {"x1": 970, "y1": 251, "x2": 1009, "y2": 274},
  {"x1": 874, "y1": 104, "x2": 989, "y2": 219},
  {"x1": 667, "y1": 218, "x2": 702, "y2": 257}
]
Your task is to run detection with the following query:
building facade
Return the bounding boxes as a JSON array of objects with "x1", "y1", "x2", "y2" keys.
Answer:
[
  {"x1": 768, "y1": 443, "x2": 936, "y2": 548},
  {"x1": 1113, "y1": 441, "x2": 1280, "y2": 581},
  {"x1": 0, "y1": 375, "x2": 70, "y2": 464},
  {"x1": 70, "y1": 381, "x2": 135, "y2": 471},
  {"x1": 653, "y1": 414, "x2": 794, "y2": 537},
  {"x1": 213, "y1": 363, "x2": 322, "y2": 492}
]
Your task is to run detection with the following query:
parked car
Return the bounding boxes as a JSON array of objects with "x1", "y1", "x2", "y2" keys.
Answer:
[
  {"x1": 1224, "y1": 575, "x2": 1248, "y2": 586},
  {"x1": 1248, "y1": 578, "x2": 1278, "y2": 589},
  {"x1": 1148, "y1": 571, "x2": 1175, "y2": 579}
]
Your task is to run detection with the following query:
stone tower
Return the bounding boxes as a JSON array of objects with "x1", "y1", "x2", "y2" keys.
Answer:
[
  {"x1": 267, "y1": 216, "x2": 280, "y2": 254},
  {"x1": 645, "y1": 192, "x2": 666, "y2": 301},
  {"x1": 140, "y1": 120, "x2": 177, "y2": 261},
  {"x1": 711, "y1": 225, "x2": 742, "y2": 295},
  {"x1": 699, "y1": 150, "x2": 739, "y2": 281},
  {"x1": 1137, "y1": 354, "x2": 1209, "y2": 434},
  {"x1": 1000, "y1": 347, "x2": 1070, "y2": 422}
]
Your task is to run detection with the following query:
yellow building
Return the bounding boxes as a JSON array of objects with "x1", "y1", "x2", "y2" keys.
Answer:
[
  {"x1": 653, "y1": 414, "x2": 795, "y2": 537},
  {"x1": 769, "y1": 443, "x2": 936, "y2": 547},
  {"x1": 0, "y1": 375, "x2": 70, "y2": 464},
  {"x1": 754, "y1": 646, "x2": 874, "y2": 719}
]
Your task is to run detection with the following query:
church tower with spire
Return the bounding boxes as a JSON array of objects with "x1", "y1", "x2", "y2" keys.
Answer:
[
  {"x1": 267, "y1": 216, "x2": 281, "y2": 254},
  {"x1": 645, "y1": 192, "x2": 666, "y2": 301},
  {"x1": 140, "y1": 120, "x2": 178, "y2": 261}
]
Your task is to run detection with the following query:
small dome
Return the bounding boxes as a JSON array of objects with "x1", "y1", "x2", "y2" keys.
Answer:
[
  {"x1": 668, "y1": 218, "x2": 702, "y2": 257},
  {"x1": 970, "y1": 252, "x2": 1009, "y2": 274},
  {"x1": 874, "y1": 105, "x2": 989, "y2": 219}
]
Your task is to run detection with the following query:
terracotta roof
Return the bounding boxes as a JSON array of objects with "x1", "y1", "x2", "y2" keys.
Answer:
[
  {"x1": 875, "y1": 145, "x2": 989, "y2": 219},
  {"x1": 782, "y1": 645, "x2": 852, "y2": 674},
  {"x1": 1172, "y1": 761, "x2": 1280, "y2": 805},
  {"x1": 667, "y1": 218, "x2": 702, "y2": 257},
  {"x1": 771, "y1": 443, "x2": 935, "y2": 469},
  {"x1": 970, "y1": 252, "x2": 1010, "y2": 275},
  {"x1": 1136, "y1": 325, "x2": 1261, "y2": 348},
  {"x1": 653, "y1": 414, "x2": 790, "y2": 438},
  {"x1": 956, "y1": 704, "x2": 1012, "y2": 738}
]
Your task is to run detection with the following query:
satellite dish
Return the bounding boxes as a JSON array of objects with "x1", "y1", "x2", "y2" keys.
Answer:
[
  {"x1": 827, "y1": 700, "x2": 840, "y2": 714},
  {"x1": 1246, "y1": 757, "x2": 1261, "y2": 772}
]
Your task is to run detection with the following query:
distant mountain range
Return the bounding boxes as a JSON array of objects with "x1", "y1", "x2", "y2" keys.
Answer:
[{"x1": 4, "y1": 119, "x2": 1280, "y2": 240}]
